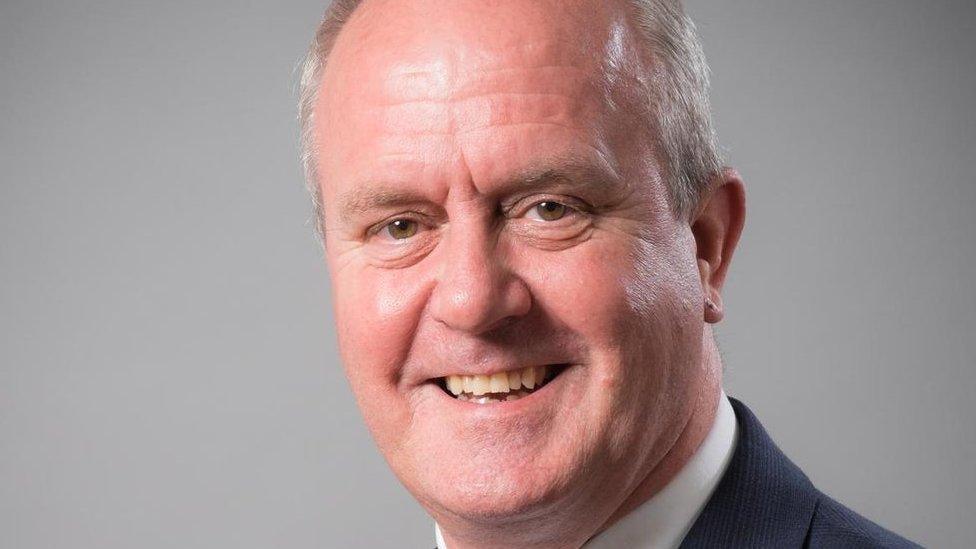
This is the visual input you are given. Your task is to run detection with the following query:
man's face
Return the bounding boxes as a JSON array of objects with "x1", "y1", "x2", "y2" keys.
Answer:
[{"x1": 315, "y1": 0, "x2": 709, "y2": 533}]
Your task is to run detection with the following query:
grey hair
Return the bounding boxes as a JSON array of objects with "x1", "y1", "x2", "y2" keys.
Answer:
[
  {"x1": 298, "y1": 0, "x2": 361, "y2": 240},
  {"x1": 298, "y1": 0, "x2": 721, "y2": 238}
]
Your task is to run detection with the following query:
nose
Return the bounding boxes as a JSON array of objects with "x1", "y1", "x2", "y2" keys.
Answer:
[{"x1": 428, "y1": 223, "x2": 532, "y2": 334}]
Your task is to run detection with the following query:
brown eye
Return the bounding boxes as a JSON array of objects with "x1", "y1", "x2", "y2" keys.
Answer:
[
  {"x1": 534, "y1": 201, "x2": 567, "y2": 221},
  {"x1": 386, "y1": 219, "x2": 418, "y2": 239}
]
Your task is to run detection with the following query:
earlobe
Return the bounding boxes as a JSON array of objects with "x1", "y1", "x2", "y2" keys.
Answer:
[
  {"x1": 697, "y1": 257, "x2": 725, "y2": 323},
  {"x1": 691, "y1": 169, "x2": 746, "y2": 324},
  {"x1": 704, "y1": 295, "x2": 723, "y2": 323}
]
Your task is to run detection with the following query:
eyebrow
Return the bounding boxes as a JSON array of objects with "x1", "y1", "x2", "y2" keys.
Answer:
[
  {"x1": 336, "y1": 153, "x2": 623, "y2": 222},
  {"x1": 511, "y1": 158, "x2": 622, "y2": 196},
  {"x1": 338, "y1": 188, "x2": 431, "y2": 222}
]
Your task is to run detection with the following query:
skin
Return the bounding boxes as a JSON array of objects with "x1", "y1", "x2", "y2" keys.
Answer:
[{"x1": 313, "y1": 0, "x2": 745, "y2": 547}]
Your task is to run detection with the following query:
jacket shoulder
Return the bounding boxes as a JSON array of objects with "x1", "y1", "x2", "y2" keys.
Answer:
[{"x1": 806, "y1": 493, "x2": 922, "y2": 549}]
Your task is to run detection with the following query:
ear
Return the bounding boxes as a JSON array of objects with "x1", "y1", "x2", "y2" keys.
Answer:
[{"x1": 691, "y1": 168, "x2": 746, "y2": 324}]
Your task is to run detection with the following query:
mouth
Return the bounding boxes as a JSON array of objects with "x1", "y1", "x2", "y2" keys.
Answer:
[{"x1": 435, "y1": 364, "x2": 568, "y2": 404}]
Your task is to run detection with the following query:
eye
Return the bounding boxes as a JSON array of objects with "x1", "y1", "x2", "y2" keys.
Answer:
[
  {"x1": 364, "y1": 215, "x2": 438, "y2": 267},
  {"x1": 384, "y1": 218, "x2": 419, "y2": 240},
  {"x1": 527, "y1": 201, "x2": 569, "y2": 221}
]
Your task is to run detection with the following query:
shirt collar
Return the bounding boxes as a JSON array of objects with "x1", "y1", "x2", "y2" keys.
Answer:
[{"x1": 436, "y1": 390, "x2": 738, "y2": 549}]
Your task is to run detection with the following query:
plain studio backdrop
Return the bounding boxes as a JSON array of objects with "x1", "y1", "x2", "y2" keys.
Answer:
[{"x1": 1, "y1": 1, "x2": 974, "y2": 547}]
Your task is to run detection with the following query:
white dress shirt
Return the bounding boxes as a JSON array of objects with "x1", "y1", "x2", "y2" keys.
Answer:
[{"x1": 435, "y1": 390, "x2": 738, "y2": 549}]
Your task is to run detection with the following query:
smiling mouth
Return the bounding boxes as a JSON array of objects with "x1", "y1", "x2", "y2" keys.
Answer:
[{"x1": 436, "y1": 364, "x2": 567, "y2": 404}]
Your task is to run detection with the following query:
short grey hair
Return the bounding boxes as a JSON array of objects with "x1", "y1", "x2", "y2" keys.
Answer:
[{"x1": 298, "y1": 0, "x2": 722, "y2": 237}]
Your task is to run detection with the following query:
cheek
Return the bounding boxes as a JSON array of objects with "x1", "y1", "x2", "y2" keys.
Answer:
[
  {"x1": 522, "y1": 236, "x2": 665, "y2": 352},
  {"x1": 332, "y1": 263, "x2": 433, "y2": 389},
  {"x1": 522, "y1": 232, "x2": 702, "y2": 401}
]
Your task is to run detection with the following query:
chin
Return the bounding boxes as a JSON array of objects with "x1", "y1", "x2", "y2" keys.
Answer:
[
  {"x1": 395, "y1": 421, "x2": 603, "y2": 530},
  {"x1": 421, "y1": 458, "x2": 583, "y2": 525}
]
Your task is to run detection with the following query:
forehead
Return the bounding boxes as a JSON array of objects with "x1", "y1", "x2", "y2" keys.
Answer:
[
  {"x1": 327, "y1": 0, "x2": 633, "y2": 90},
  {"x1": 314, "y1": 0, "x2": 652, "y2": 211}
]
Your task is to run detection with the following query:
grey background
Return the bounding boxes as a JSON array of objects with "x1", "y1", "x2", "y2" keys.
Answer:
[{"x1": 1, "y1": 0, "x2": 973, "y2": 547}]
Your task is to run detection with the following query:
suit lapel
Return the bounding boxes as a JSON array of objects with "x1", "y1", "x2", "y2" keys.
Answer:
[{"x1": 680, "y1": 397, "x2": 819, "y2": 548}]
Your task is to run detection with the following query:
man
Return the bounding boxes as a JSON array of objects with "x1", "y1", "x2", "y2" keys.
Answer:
[{"x1": 298, "y1": 0, "x2": 919, "y2": 547}]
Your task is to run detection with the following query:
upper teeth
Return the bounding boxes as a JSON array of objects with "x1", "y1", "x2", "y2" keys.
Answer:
[{"x1": 445, "y1": 365, "x2": 548, "y2": 396}]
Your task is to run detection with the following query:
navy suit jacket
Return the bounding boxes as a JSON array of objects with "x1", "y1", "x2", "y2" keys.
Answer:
[{"x1": 680, "y1": 397, "x2": 920, "y2": 548}]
